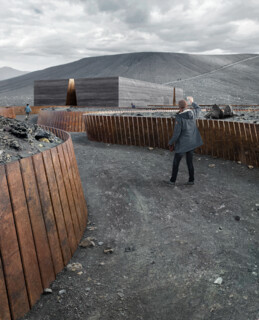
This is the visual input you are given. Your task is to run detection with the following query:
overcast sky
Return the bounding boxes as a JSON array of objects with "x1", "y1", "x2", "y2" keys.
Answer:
[{"x1": 1, "y1": 0, "x2": 259, "y2": 71}]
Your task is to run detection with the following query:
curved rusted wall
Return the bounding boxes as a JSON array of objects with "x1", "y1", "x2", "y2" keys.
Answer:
[
  {"x1": 38, "y1": 110, "x2": 86, "y2": 132},
  {"x1": 0, "y1": 127, "x2": 87, "y2": 320},
  {"x1": 0, "y1": 107, "x2": 16, "y2": 119},
  {"x1": 37, "y1": 107, "x2": 184, "y2": 132},
  {"x1": 83, "y1": 111, "x2": 259, "y2": 167},
  {"x1": 12, "y1": 105, "x2": 67, "y2": 115}
]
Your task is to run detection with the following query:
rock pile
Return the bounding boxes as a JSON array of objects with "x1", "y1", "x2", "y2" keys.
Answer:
[
  {"x1": 205, "y1": 104, "x2": 234, "y2": 119},
  {"x1": 0, "y1": 116, "x2": 63, "y2": 165}
]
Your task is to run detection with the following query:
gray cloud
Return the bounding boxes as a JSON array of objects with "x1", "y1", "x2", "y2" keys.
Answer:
[{"x1": 0, "y1": 0, "x2": 258, "y2": 70}]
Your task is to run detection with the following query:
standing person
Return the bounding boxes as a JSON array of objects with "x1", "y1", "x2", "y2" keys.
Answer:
[
  {"x1": 25, "y1": 103, "x2": 32, "y2": 120},
  {"x1": 167, "y1": 97, "x2": 203, "y2": 185},
  {"x1": 131, "y1": 102, "x2": 136, "y2": 109}
]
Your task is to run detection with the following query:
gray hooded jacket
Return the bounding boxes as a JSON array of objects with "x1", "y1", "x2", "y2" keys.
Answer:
[{"x1": 169, "y1": 102, "x2": 203, "y2": 153}]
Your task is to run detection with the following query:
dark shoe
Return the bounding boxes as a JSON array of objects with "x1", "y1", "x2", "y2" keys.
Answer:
[
  {"x1": 185, "y1": 181, "x2": 194, "y2": 185},
  {"x1": 164, "y1": 180, "x2": 176, "y2": 186}
]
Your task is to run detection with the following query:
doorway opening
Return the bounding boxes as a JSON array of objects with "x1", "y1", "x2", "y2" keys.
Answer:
[{"x1": 66, "y1": 79, "x2": 77, "y2": 106}]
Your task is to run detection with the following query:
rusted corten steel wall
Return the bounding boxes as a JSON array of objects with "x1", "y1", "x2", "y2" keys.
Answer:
[
  {"x1": 12, "y1": 105, "x2": 67, "y2": 115},
  {"x1": 83, "y1": 113, "x2": 259, "y2": 167},
  {"x1": 0, "y1": 127, "x2": 88, "y2": 320},
  {"x1": 0, "y1": 107, "x2": 16, "y2": 118},
  {"x1": 37, "y1": 108, "x2": 178, "y2": 132},
  {"x1": 38, "y1": 110, "x2": 86, "y2": 132}
]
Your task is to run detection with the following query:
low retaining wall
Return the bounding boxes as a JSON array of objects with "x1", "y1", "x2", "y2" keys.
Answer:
[
  {"x1": 83, "y1": 111, "x2": 259, "y2": 167},
  {"x1": 13, "y1": 105, "x2": 67, "y2": 115},
  {"x1": 38, "y1": 107, "x2": 178, "y2": 132},
  {"x1": 0, "y1": 107, "x2": 16, "y2": 118},
  {"x1": 0, "y1": 127, "x2": 87, "y2": 320},
  {"x1": 38, "y1": 110, "x2": 86, "y2": 132}
]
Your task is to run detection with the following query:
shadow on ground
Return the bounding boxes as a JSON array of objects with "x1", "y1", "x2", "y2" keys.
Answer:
[{"x1": 22, "y1": 133, "x2": 259, "y2": 320}]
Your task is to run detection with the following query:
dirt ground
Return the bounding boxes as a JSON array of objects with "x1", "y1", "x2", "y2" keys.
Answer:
[{"x1": 21, "y1": 131, "x2": 259, "y2": 320}]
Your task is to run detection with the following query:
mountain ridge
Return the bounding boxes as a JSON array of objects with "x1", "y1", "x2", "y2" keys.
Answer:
[
  {"x1": 0, "y1": 52, "x2": 258, "y2": 105},
  {"x1": 0, "y1": 66, "x2": 29, "y2": 81}
]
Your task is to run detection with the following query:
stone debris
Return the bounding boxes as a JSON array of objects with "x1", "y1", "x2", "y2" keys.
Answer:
[
  {"x1": 39, "y1": 137, "x2": 50, "y2": 143},
  {"x1": 248, "y1": 165, "x2": 254, "y2": 169},
  {"x1": 66, "y1": 262, "x2": 83, "y2": 271},
  {"x1": 208, "y1": 164, "x2": 216, "y2": 168},
  {"x1": 88, "y1": 226, "x2": 97, "y2": 231},
  {"x1": 98, "y1": 242, "x2": 104, "y2": 246},
  {"x1": 214, "y1": 277, "x2": 223, "y2": 285},
  {"x1": 58, "y1": 289, "x2": 66, "y2": 295},
  {"x1": 103, "y1": 248, "x2": 114, "y2": 254},
  {"x1": 117, "y1": 292, "x2": 125, "y2": 299},
  {"x1": 0, "y1": 116, "x2": 62, "y2": 164},
  {"x1": 43, "y1": 288, "x2": 53, "y2": 294},
  {"x1": 80, "y1": 237, "x2": 95, "y2": 248}
]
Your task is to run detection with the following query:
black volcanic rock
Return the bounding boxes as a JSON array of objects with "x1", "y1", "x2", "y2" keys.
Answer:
[{"x1": 205, "y1": 104, "x2": 224, "y2": 119}]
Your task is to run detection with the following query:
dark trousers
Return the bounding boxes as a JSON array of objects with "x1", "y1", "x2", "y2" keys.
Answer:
[{"x1": 171, "y1": 150, "x2": 194, "y2": 182}]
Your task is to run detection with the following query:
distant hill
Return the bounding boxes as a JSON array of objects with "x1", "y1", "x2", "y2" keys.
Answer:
[
  {"x1": 0, "y1": 52, "x2": 258, "y2": 105},
  {"x1": 0, "y1": 67, "x2": 29, "y2": 81}
]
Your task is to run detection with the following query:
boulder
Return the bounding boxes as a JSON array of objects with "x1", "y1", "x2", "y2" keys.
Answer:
[
  {"x1": 223, "y1": 105, "x2": 233, "y2": 118},
  {"x1": 205, "y1": 104, "x2": 224, "y2": 119}
]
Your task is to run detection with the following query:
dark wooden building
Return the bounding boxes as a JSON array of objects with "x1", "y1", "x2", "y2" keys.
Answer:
[{"x1": 34, "y1": 77, "x2": 183, "y2": 107}]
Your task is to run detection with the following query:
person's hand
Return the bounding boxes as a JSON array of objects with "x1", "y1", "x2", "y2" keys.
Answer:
[
  {"x1": 168, "y1": 145, "x2": 174, "y2": 152},
  {"x1": 187, "y1": 96, "x2": 193, "y2": 104}
]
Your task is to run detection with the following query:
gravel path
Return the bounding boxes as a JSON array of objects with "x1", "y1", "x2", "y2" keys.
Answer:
[{"x1": 22, "y1": 133, "x2": 259, "y2": 320}]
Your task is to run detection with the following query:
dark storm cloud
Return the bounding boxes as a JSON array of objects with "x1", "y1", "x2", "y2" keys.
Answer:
[{"x1": 0, "y1": 0, "x2": 258, "y2": 70}]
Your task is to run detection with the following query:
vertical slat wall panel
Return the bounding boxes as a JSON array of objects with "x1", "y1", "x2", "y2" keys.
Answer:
[
  {"x1": 57, "y1": 145, "x2": 81, "y2": 242},
  {"x1": 84, "y1": 114, "x2": 259, "y2": 167},
  {"x1": 38, "y1": 110, "x2": 86, "y2": 132},
  {"x1": 133, "y1": 117, "x2": 140, "y2": 146},
  {"x1": 217, "y1": 121, "x2": 224, "y2": 159},
  {"x1": 5, "y1": 162, "x2": 43, "y2": 307},
  {"x1": 128, "y1": 117, "x2": 135, "y2": 145},
  {"x1": 125, "y1": 117, "x2": 131, "y2": 145},
  {"x1": 0, "y1": 256, "x2": 11, "y2": 320},
  {"x1": 142, "y1": 117, "x2": 148, "y2": 146},
  {"x1": 67, "y1": 139, "x2": 88, "y2": 228},
  {"x1": 0, "y1": 166, "x2": 30, "y2": 319},
  {"x1": 234, "y1": 123, "x2": 244, "y2": 163},
  {"x1": 112, "y1": 116, "x2": 119, "y2": 144},
  {"x1": 32, "y1": 153, "x2": 64, "y2": 275},
  {"x1": 250, "y1": 124, "x2": 259, "y2": 167},
  {"x1": 243, "y1": 123, "x2": 252, "y2": 165},
  {"x1": 20, "y1": 157, "x2": 55, "y2": 289},
  {"x1": 42, "y1": 151, "x2": 72, "y2": 265},
  {"x1": 147, "y1": 117, "x2": 154, "y2": 147},
  {"x1": 51, "y1": 148, "x2": 78, "y2": 253},
  {"x1": 231, "y1": 121, "x2": 238, "y2": 161},
  {"x1": 64, "y1": 142, "x2": 86, "y2": 233},
  {"x1": 62, "y1": 143, "x2": 83, "y2": 236},
  {"x1": 152, "y1": 118, "x2": 159, "y2": 147}
]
